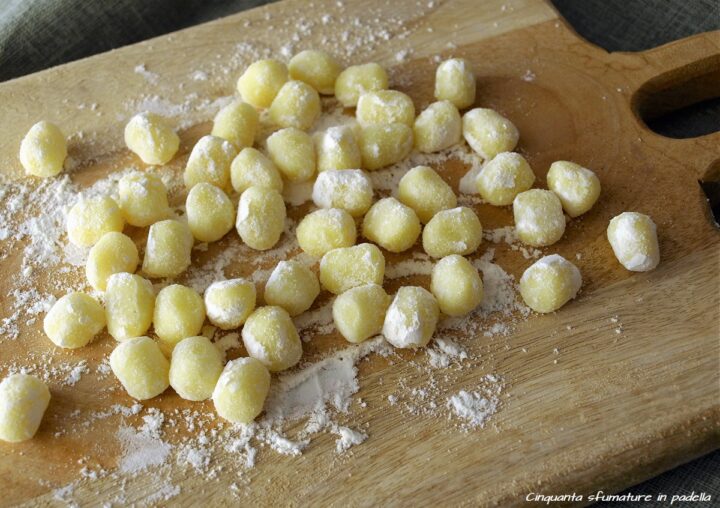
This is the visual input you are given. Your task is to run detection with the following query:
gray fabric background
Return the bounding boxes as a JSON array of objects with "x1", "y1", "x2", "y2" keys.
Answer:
[{"x1": 0, "y1": 0, "x2": 718, "y2": 505}]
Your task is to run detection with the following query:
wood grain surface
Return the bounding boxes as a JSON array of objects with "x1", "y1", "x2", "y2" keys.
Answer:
[{"x1": 0, "y1": 0, "x2": 718, "y2": 506}]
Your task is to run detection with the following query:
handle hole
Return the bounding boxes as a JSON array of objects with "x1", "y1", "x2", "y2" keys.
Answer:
[{"x1": 632, "y1": 54, "x2": 720, "y2": 140}]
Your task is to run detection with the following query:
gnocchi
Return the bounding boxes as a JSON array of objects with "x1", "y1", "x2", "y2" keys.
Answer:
[
  {"x1": 335, "y1": 63, "x2": 388, "y2": 107},
  {"x1": 86, "y1": 231, "x2": 139, "y2": 291},
  {"x1": 237, "y1": 59, "x2": 289, "y2": 109},
  {"x1": 315, "y1": 126, "x2": 362, "y2": 172},
  {"x1": 434, "y1": 58, "x2": 476, "y2": 109},
  {"x1": 476, "y1": 152, "x2": 535, "y2": 206},
  {"x1": 105, "y1": 273, "x2": 155, "y2": 341},
  {"x1": 513, "y1": 189, "x2": 566, "y2": 247},
  {"x1": 332, "y1": 284, "x2": 390, "y2": 343},
  {"x1": 19, "y1": 121, "x2": 67, "y2": 177},
  {"x1": 359, "y1": 123, "x2": 413, "y2": 170},
  {"x1": 213, "y1": 357, "x2": 270, "y2": 424},
  {"x1": 312, "y1": 169, "x2": 373, "y2": 217},
  {"x1": 413, "y1": 100, "x2": 462, "y2": 153},
  {"x1": 236, "y1": 186, "x2": 286, "y2": 250},
  {"x1": 183, "y1": 135, "x2": 237, "y2": 191},
  {"x1": 266, "y1": 127, "x2": 316, "y2": 182},
  {"x1": 230, "y1": 147, "x2": 284, "y2": 194},
  {"x1": 422, "y1": 207, "x2": 483, "y2": 258},
  {"x1": 607, "y1": 212, "x2": 660, "y2": 272},
  {"x1": 546, "y1": 161, "x2": 601, "y2": 217},
  {"x1": 519, "y1": 254, "x2": 582, "y2": 313},
  {"x1": 142, "y1": 219, "x2": 194, "y2": 278},
  {"x1": 169, "y1": 336, "x2": 224, "y2": 401},
  {"x1": 43, "y1": 292, "x2": 105, "y2": 349},
  {"x1": 319, "y1": 243, "x2": 385, "y2": 294},
  {"x1": 462, "y1": 108, "x2": 519, "y2": 160},
  {"x1": 117, "y1": 172, "x2": 170, "y2": 227},
  {"x1": 430, "y1": 255, "x2": 483, "y2": 317},
  {"x1": 269, "y1": 80, "x2": 321, "y2": 130},
  {"x1": 356, "y1": 90, "x2": 415, "y2": 127},
  {"x1": 204, "y1": 279, "x2": 256, "y2": 330},
  {"x1": 362, "y1": 197, "x2": 421, "y2": 253},
  {"x1": 397, "y1": 165, "x2": 457, "y2": 223},
  {"x1": 264, "y1": 260, "x2": 320, "y2": 316},
  {"x1": 0, "y1": 374, "x2": 51, "y2": 443},
  {"x1": 153, "y1": 284, "x2": 206, "y2": 350},
  {"x1": 110, "y1": 336, "x2": 170, "y2": 400},
  {"x1": 242, "y1": 306, "x2": 302, "y2": 372},
  {"x1": 211, "y1": 100, "x2": 259, "y2": 149},
  {"x1": 124, "y1": 112, "x2": 179, "y2": 165},
  {"x1": 66, "y1": 196, "x2": 125, "y2": 248},
  {"x1": 296, "y1": 208, "x2": 357, "y2": 257},
  {"x1": 186, "y1": 183, "x2": 235, "y2": 243},
  {"x1": 382, "y1": 286, "x2": 440, "y2": 348},
  {"x1": 289, "y1": 49, "x2": 341, "y2": 95}
]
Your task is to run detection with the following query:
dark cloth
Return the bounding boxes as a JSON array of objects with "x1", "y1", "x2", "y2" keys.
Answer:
[{"x1": 0, "y1": 0, "x2": 718, "y2": 505}]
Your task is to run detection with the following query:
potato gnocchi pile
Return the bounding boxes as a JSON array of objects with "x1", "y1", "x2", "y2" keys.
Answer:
[{"x1": 1, "y1": 51, "x2": 661, "y2": 443}]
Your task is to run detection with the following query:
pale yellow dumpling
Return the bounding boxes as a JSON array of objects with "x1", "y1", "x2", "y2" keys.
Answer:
[
  {"x1": 607, "y1": 212, "x2": 660, "y2": 272},
  {"x1": 356, "y1": 90, "x2": 415, "y2": 127},
  {"x1": 86, "y1": 232, "x2": 139, "y2": 291},
  {"x1": 43, "y1": 292, "x2": 105, "y2": 349},
  {"x1": 430, "y1": 255, "x2": 483, "y2": 317},
  {"x1": 230, "y1": 147, "x2": 284, "y2": 194},
  {"x1": 117, "y1": 172, "x2": 171, "y2": 227},
  {"x1": 264, "y1": 260, "x2": 320, "y2": 316},
  {"x1": 477, "y1": 152, "x2": 535, "y2": 206},
  {"x1": 269, "y1": 80, "x2": 321, "y2": 130},
  {"x1": 19, "y1": 121, "x2": 66, "y2": 177},
  {"x1": 236, "y1": 58, "x2": 289, "y2": 109},
  {"x1": 547, "y1": 161, "x2": 601, "y2": 217},
  {"x1": 296, "y1": 208, "x2": 357, "y2": 257},
  {"x1": 382, "y1": 286, "x2": 439, "y2": 348},
  {"x1": 169, "y1": 336, "x2": 224, "y2": 401},
  {"x1": 110, "y1": 336, "x2": 169, "y2": 400},
  {"x1": 519, "y1": 254, "x2": 582, "y2": 313},
  {"x1": 236, "y1": 186, "x2": 286, "y2": 250},
  {"x1": 332, "y1": 283, "x2": 390, "y2": 343},
  {"x1": 462, "y1": 108, "x2": 519, "y2": 160},
  {"x1": 142, "y1": 219, "x2": 193, "y2": 278},
  {"x1": 362, "y1": 197, "x2": 421, "y2": 253},
  {"x1": 213, "y1": 357, "x2": 270, "y2": 424},
  {"x1": 398, "y1": 165, "x2": 457, "y2": 223},
  {"x1": 413, "y1": 101, "x2": 462, "y2": 153},
  {"x1": 359, "y1": 123, "x2": 413, "y2": 170},
  {"x1": 154, "y1": 284, "x2": 206, "y2": 350},
  {"x1": 289, "y1": 49, "x2": 341, "y2": 95},
  {"x1": 186, "y1": 183, "x2": 235, "y2": 242},
  {"x1": 312, "y1": 169, "x2": 373, "y2": 217},
  {"x1": 513, "y1": 189, "x2": 566, "y2": 247},
  {"x1": 0, "y1": 374, "x2": 50, "y2": 443},
  {"x1": 266, "y1": 127, "x2": 316, "y2": 182},
  {"x1": 320, "y1": 243, "x2": 385, "y2": 294},
  {"x1": 434, "y1": 58, "x2": 476, "y2": 109},
  {"x1": 105, "y1": 272, "x2": 155, "y2": 341},
  {"x1": 124, "y1": 112, "x2": 179, "y2": 165},
  {"x1": 183, "y1": 135, "x2": 237, "y2": 191},
  {"x1": 242, "y1": 306, "x2": 302, "y2": 372},
  {"x1": 204, "y1": 279, "x2": 256, "y2": 330},
  {"x1": 315, "y1": 125, "x2": 362, "y2": 172},
  {"x1": 66, "y1": 196, "x2": 124, "y2": 247},
  {"x1": 422, "y1": 207, "x2": 483, "y2": 258},
  {"x1": 211, "y1": 100, "x2": 259, "y2": 149},
  {"x1": 335, "y1": 63, "x2": 389, "y2": 107}
]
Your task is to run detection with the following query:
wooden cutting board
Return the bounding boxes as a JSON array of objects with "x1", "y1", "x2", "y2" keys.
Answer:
[{"x1": 1, "y1": 0, "x2": 718, "y2": 505}]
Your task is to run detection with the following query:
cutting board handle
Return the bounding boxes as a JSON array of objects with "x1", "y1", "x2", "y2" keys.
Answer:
[{"x1": 615, "y1": 31, "x2": 720, "y2": 180}]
